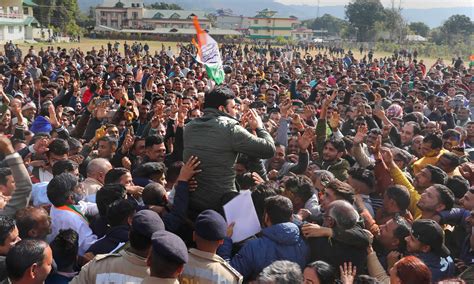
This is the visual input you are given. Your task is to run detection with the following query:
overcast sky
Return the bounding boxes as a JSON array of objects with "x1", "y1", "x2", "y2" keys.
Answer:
[{"x1": 275, "y1": 0, "x2": 473, "y2": 9}]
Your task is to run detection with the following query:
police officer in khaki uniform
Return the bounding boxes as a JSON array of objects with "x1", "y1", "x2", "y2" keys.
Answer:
[
  {"x1": 142, "y1": 230, "x2": 189, "y2": 284},
  {"x1": 70, "y1": 210, "x2": 165, "y2": 284},
  {"x1": 180, "y1": 210, "x2": 243, "y2": 283}
]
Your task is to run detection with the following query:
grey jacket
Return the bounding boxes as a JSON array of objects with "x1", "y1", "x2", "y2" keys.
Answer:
[
  {"x1": 183, "y1": 108, "x2": 275, "y2": 213},
  {"x1": 1, "y1": 153, "x2": 32, "y2": 217}
]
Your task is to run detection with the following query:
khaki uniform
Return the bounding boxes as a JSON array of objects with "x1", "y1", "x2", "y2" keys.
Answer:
[
  {"x1": 142, "y1": 276, "x2": 179, "y2": 284},
  {"x1": 180, "y1": 249, "x2": 243, "y2": 284},
  {"x1": 70, "y1": 249, "x2": 149, "y2": 284}
]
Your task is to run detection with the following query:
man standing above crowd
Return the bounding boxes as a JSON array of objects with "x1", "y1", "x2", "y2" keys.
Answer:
[{"x1": 184, "y1": 87, "x2": 275, "y2": 217}]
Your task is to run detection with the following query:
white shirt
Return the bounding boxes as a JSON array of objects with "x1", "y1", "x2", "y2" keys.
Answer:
[{"x1": 48, "y1": 205, "x2": 97, "y2": 256}]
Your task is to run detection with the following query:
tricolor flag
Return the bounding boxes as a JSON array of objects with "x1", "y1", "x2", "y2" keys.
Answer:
[{"x1": 192, "y1": 16, "x2": 225, "y2": 85}]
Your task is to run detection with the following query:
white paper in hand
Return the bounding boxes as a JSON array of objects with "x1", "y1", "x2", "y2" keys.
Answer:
[{"x1": 223, "y1": 190, "x2": 261, "y2": 243}]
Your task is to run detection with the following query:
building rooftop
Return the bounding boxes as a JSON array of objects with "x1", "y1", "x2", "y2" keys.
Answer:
[
  {"x1": 23, "y1": 0, "x2": 38, "y2": 7},
  {"x1": 99, "y1": 0, "x2": 144, "y2": 8},
  {"x1": 0, "y1": 15, "x2": 39, "y2": 26},
  {"x1": 142, "y1": 9, "x2": 207, "y2": 20},
  {"x1": 95, "y1": 25, "x2": 241, "y2": 35}
]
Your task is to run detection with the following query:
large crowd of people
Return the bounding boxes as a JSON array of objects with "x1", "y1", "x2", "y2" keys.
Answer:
[{"x1": 0, "y1": 39, "x2": 472, "y2": 284}]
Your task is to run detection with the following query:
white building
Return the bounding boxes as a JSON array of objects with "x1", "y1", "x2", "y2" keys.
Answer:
[
  {"x1": 0, "y1": 0, "x2": 40, "y2": 42},
  {"x1": 95, "y1": 0, "x2": 210, "y2": 31},
  {"x1": 215, "y1": 15, "x2": 249, "y2": 31}
]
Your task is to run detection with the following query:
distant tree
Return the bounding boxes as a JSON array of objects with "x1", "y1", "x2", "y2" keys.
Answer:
[
  {"x1": 115, "y1": 1, "x2": 124, "y2": 8},
  {"x1": 382, "y1": 8, "x2": 407, "y2": 43},
  {"x1": 77, "y1": 7, "x2": 96, "y2": 31},
  {"x1": 149, "y1": 2, "x2": 183, "y2": 10},
  {"x1": 345, "y1": 0, "x2": 385, "y2": 41},
  {"x1": 308, "y1": 14, "x2": 349, "y2": 36},
  {"x1": 439, "y1": 14, "x2": 474, "y2": 44},
  {"x1": 409, "y1": 22, "x2": 430, "y2": 37},
  {"x1": 442, "y1": 14, "x2": 473, "y2": 36},
  {"x1": 34, "y1": 0, "x2": 82, "y2": 36}
]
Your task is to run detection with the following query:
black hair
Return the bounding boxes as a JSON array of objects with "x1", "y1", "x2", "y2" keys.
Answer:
[
  {"x1": 252, "y1": 183, "x2": 277, "y2": 225},
  {"x1": 106, "y1": 199, "x2": 136, "y2": 227},
  {"x1": 348, "y1": 167, "x2": 375, "y2": 190},
  {"x1": 203, "y1": 87, "x2": 235, "y2": 109},
  {"x1": 425, "y1": 165, "x2": 448, "y2": 185},
  {"x1": 354, "y1": 275, "x2": 380, "y2": 284},
  {"x1": 96, "y1": 184, "x2": 126, "y2": 217},
  {"x1": 442, "y1": 129, "x2": 461, "y2": 141},
  {"x1": 98, "y1": 136, "x2": 118, "y2": 148},
  {"x1": 305, "y1": 261, "x2": 336, "y2": 284},
  {"x1": 432, "y1": 184, "x2": 455, "y2": 211},
  {"x1": 0, "y1": 168, "x2": 12, "y2": 186},
  {"x1": 446, "y1": 176, "x2": 470, "y2": 199},
  {"x1": 165, "y1": 161, "x2": 183, "y2": 185},
  {"x1": 6, "y1": 239, "x2": 48, "y2": 281},
  {"x1": 324, "y1": 137, "x2": 346, "y2": 153},
  {"x1": 0, "y1": 216, "x2": 16, "y2": 246},
  {"x1": 52, "y1": 160, "x2": 78, "y2": 176},
  {"x1": 145, "y1": 135, "x2": 164, "y2": 148},
  {"x1": 14, "y1": 207, "x2": 48, "y2": 240},
  {"x1": 385, "y1": 185, "x2": 410, "y2": 211},
  {"x1": 284, "y1": 175, "x2": 314, "y2": 202},
  {"x1": 104, "y1": 167, "x2": 130, "y2": 185},
  {"x1": 423, "y1": 133, "x2": 443, "y2": 150},
  {"x1": 440, "y1": 152, "x2": 460, "y2": 168},
  {"x1": 392, "y1": 215, "x2": 411, "y2": 253},
  {"x1": 49, "y1": 229, "x2": 78, "y2": 271},
  {"x1": 47, "y1": 173, "x2": 78, "y2": 207},
  {"x1": 404, "y1": 121, "x2": 421, "y2": 136},
  {"x1": 264, "y1": 195, "x2": 293, "y2": 225},
  {"x1": 326, "y1": 180, "x2": 355, "y2": 204},
  {"x1": 142, "y1": 183, "x2": 167, "y2": 206},
  {"x1": 67, "y1": 137, "x2": 82, "y2": 151},
  {"x1": 47, "y1": 138, "x2": 69, "y2": 156}
]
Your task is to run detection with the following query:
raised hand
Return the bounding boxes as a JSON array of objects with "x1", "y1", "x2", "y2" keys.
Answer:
[
  {"x1": 10, "y1": 100, "x2": 24, "y2": 126},
  {"x1": 87, "y1": 97, "x2": 99, "y2": 113},
  {"x1": 121, "y1": 131, "x2": 135, "y2": 154},
  {"x1": 298, "y1": 127, "x2": 315, "y2": 151},
  {"x1": 47, "y1": 103, "x2": 60, "y2": 128},
  {"x1": 353, "y1": 124, "x2": 368, "y2": 145},
  {"x1": 322, "y1": 90, "x2": 337, "y2": 109},
  {"x1": 121, "y1": 157, "x2": 132, "y2": 170},
  {"x1": 279, "y1": 99, "x2": 292, "y2": 119},
  {"x1": 247, "y1": 109, "x2": 263, "y2": 130},
  {"x1": 303, "y1": 105, "x2": 314, "y2": 121},
  {"x1": 33, "y1": 137, "x2": 49, "y2": 155},
  {"x1": 370, "y1": 135, "x2": 382, "y2": 157},
  {"x1": 373, "y1": 107, "x2": 386, "y2": 119},
  {"x1": 177, "y1": 156, "x2": 201, "y2": 182},
  {"x1": 251, "y1": 172, "x2": 265, "y2": 185},
  {"x1": 340, "y1": 262, "x2": 357, "y2": 284},
  {"x1": 380, "y1": 147, "x2": 394, "y2": 167},
  {"x1": 328, "y1": 111, "x2": 340, "y2": 129}
]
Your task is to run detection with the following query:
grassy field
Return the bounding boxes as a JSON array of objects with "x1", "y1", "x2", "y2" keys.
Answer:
[{"x1": 15, "y1": 38, "x2": 441, "y2": 66}]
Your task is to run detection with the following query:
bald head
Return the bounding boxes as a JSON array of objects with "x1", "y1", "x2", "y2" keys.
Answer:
[{"x1": 86, "y1": 158, "x2": 113, "y2": 183}]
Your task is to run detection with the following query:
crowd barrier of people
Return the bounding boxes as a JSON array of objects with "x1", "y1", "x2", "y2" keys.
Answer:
[{"x1": 0, "y1": 39, "x2": 472, "y2": 283}]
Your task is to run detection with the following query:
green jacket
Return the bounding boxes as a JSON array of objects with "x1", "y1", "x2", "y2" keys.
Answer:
[{"x1": 183, "y1": 108, "x2": 275, "y2": 213}]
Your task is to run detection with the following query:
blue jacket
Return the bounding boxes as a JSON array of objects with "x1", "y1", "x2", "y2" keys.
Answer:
[
  {"x1": 415, "y1": 252, "x2": 455, "y2": 283},
  {"x1": 219, "y1": 222, "x2": 309, "y2": 279}
]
